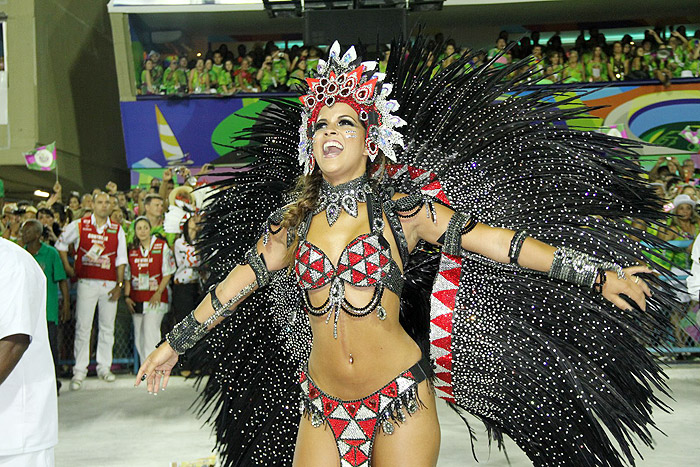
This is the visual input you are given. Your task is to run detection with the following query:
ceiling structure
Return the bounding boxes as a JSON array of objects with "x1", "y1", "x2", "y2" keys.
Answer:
[{"x1": 131, "y1": 0, "x2": 700, "y2": 47}]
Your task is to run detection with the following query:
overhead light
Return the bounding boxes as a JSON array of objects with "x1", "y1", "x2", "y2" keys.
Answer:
[
  {"x1": 356, "y1": 0, "x2": 406, "y2": 8},
  {"x1": 303, "y1": 0, "x2": 353, "y2": 9},
  {"x1": 263, "y1": 0, "x2": 302, "y2": 18},
  {"x1": 196, "y1": 52, "x2": 202, "y2": 56},
  {"x1": 34, "y1": 190, "x2": 50, "y2": 198},
  {"x1": 408, "y1": 0, "x2": 443, "y2": 11}
]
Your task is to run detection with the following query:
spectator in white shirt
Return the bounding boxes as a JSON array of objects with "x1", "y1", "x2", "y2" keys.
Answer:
[
  {"x1": 55, "y1": 192, "x2": 127, "y2": 390},
  {"x1": 0, "y1": 238, "x2": 58, "y2": 466}
]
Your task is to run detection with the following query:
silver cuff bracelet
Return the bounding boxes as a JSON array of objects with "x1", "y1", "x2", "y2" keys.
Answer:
[
  {"x1": 165, "y1": 280, "x2": 258, "y2": 354},
  {"x1": 548, "y1": 247, "x2": 625, "y2": 289}
]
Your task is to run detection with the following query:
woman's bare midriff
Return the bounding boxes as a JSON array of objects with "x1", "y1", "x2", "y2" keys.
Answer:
[{"x1": 305, "y1": 286, "x2": 422, "y2": 400}]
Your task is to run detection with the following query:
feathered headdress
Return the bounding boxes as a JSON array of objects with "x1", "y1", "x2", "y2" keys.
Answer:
[{"x1": 297, "y1": 41, "x2": 407, "y2": 174}]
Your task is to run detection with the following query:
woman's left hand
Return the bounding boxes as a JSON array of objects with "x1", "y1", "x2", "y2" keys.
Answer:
[
  {"x1": 148, "y1": 293, "x2": 161, "y2": 309},
  {"x1": 601, "y1": 266, "x2": 653, "y2": 311}
]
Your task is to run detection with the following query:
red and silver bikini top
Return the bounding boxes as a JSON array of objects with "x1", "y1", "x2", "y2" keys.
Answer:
[
  {"x1": 293, "y1": 178, "x2": 404, "y2": 338},
  {"x1": 295, "y1": 233, "x2": 398, "y2": 292}
]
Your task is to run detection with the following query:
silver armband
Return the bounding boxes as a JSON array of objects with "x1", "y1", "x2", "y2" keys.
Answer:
[
  {"x1": 442, "y1": 212, "x2": 477, "y2": 256},
  {"x1": 165, "y1": 281, "x2": 258, "y2": 354},
  {"x1": 548, "y1": 247, "x2": 625, "y2": 288},
  {"x1": 245, "y1": 246, "x2": 271, "y2": 288}
]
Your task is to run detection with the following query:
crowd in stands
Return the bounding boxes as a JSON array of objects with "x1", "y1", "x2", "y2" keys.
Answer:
[
  {"x1": 138, "y1": 42, "x2": 323, "y2": 95},
  {"x1": 487, "y1": 26, "x2": 700, "y2": 86},
  {"x1": 0, "y1": 166, "x2": 210, "y2": 393},
  {"x1": 137, "y1": 26, "x2": 700, "y2": 96}
]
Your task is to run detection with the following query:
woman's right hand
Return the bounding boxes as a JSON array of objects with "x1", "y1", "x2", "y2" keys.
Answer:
[
  {"x1": 134, "y1": 342, "x2": 179, "y2": 394},
  {"x1": 125, "y1": 297, "x2": 136, "y2": 314}
]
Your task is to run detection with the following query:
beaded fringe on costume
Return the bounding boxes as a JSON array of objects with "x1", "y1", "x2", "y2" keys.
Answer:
[{"x1": 299, "y1": 358, "x2": 428, "y2": 467}]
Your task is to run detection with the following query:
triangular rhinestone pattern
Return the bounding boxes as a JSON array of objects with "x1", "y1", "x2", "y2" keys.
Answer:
[
  {"x1": 296, "y1": 234, "x2": 390, "y2": 290},
  {"x1": 300, "y1": 366, "x2": 423, "y2": 467}
]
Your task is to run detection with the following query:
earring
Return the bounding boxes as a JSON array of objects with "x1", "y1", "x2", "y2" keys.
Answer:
[{"x1": 308, "y1": 155, "x2": 316, "y2": 173}]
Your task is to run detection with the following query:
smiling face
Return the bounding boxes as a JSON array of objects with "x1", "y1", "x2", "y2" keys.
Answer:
[
  {"x1": 312, "y1": 103, "x2": 369, "y2": 185},
  {"x1": 677, "y1": 203, "x2": 693, "y2": 220}
]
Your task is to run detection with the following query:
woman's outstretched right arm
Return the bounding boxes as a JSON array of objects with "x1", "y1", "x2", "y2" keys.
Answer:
[{"x1": 134, "y1": 223, "x2": 289, "y2": 394}]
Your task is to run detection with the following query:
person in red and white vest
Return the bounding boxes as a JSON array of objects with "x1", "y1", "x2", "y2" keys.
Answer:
[
  {"x1": 56, "y1": 192, "x2": 127, "y2": 390},
  {"x1": 124, "y1": 217, "x2": 175, "y2": 363}
]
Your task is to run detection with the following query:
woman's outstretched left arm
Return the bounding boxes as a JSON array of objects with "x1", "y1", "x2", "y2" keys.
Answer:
[{"x1": 402, "y1": 199, "x2": 651, "y2": 311}]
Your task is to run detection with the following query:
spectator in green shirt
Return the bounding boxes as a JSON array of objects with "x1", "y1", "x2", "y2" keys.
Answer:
[
  {"x1": 212, "y1": 51, "x2": 225, "y2": 84},
  {"x1": 141, "y1": 59, "x2": 156, "y2": 95},
  {"x1": 607, "y1": 41, "x2": 629, "y2": 81},
  {"x1": 188, "y1": 58, "x2": 209, "y2": 94},
  {"x1": 21, "y1": 219, "x2": 69, "y2": 393},
  {"x1": 178, "y1": 56, "x2": 190, "y2": 76},
  {"x1": 218, "y1": 59, "x2": 236, "y2": 95},
  {"x1": 305, "y1": 47, "x2": 321, "y2": 78},
  {"x1": 268, "y1": 46, "x2": 290, "y2": 87},
  {"x1": 257, "y1": 55, "x2": 277, "y2": 92},
  {"x1": 162, "y1": 59, "x2": 187, "y2": 95},
  {"x1": 563, "y1": 49, "x2": 586, "y2": 82},
  {"x1": 287, "y1": 58, "x2": 307, "y2": 90},
  {"x1": 149, "y1": 51, "x2": 164, "y2": 89},
  {"x1": 585, "y1": 46, "x2": 608, "y2": 82},
  {"x1": 205, "y1": 58, "x2": 218, "y2": 92}
]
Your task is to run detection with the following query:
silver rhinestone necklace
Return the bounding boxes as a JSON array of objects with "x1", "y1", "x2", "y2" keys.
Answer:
[{"x1": 314, "y1": 174, "x2": 373, "y2": 226}]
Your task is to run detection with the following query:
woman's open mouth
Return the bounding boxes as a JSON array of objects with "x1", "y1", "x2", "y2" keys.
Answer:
[{"x1": 323, "y1": 140, "x2": 344, "y2": 158}]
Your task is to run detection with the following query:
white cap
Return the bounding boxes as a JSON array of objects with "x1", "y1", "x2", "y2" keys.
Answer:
[{"x1": 673, "y1": 194, "x2": 696, "y2": 209}]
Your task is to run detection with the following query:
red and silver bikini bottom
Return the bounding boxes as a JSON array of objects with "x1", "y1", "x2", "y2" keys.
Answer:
[{"x1": 299, "y1": 355, "x2": 431, "y2": 467}]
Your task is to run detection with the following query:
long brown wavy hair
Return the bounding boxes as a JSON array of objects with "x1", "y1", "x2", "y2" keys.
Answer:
[{"x1": 280, "y1": 154, "x2": 386, "y2": 266}]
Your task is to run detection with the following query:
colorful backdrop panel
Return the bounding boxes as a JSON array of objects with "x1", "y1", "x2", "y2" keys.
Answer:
[{"x1": 121, "y1": 81, "x2": 700, "y2": 178}]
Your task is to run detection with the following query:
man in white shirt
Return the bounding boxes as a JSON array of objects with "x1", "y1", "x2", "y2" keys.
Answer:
[
  {"x1": 55, "y1": 192, "x2": 127, "y2": 390},
  {"x1": 0, "y1": 238, "x2": 58, "y2": 466}
]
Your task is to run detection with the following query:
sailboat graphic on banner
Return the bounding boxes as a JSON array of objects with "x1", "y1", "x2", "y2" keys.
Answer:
[{"x1": 155, "y1": 105, "x2": 193, "y2": 166}]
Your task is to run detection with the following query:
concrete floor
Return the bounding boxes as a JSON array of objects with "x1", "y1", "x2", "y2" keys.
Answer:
[{"x1": 55, "y1": 364, "x2": 700, "y2": 466}]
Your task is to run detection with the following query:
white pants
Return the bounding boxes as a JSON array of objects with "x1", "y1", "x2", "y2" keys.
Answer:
[
  {"x1": 0, "y1": 448, "x2": 54, "y2": 466},
  {"x1": 132, "y1": 312, "x2": 164, "y2": 364},
  {"x1": 73, "y1": 279, "x2": 118, "y2": 378}
]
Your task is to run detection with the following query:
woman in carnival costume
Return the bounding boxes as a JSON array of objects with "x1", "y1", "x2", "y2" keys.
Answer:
[{"x1": 135, "y1": 38, "x2": 680, "y2": 467}]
